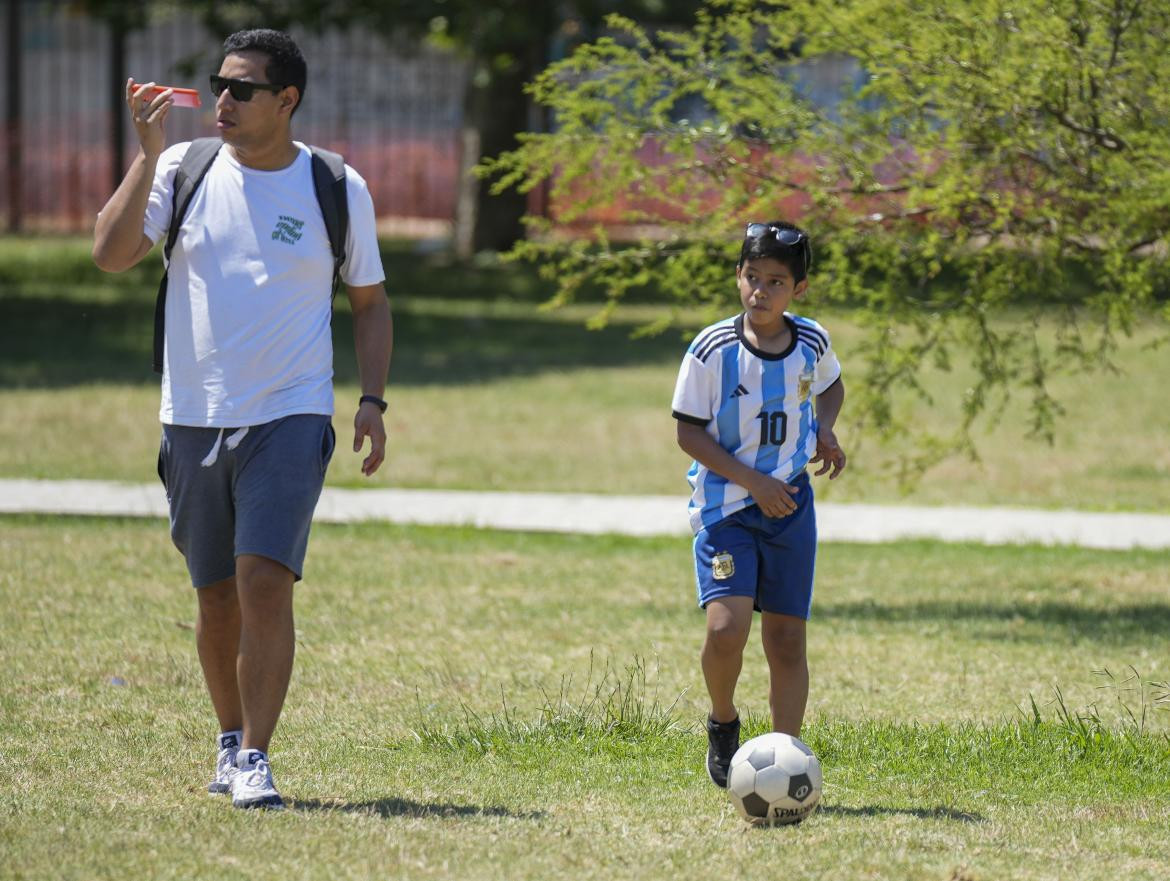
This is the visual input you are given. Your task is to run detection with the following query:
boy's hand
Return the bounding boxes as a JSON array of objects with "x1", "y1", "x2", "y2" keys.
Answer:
[
  {"x1": 811, "y1": 428, "x2": 847, "y2": 479},
  {"x1": 747, "y1": 473, "x2": 801, "y2": 518}
]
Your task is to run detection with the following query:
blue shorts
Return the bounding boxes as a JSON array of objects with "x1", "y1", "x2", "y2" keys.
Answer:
[
  {"x1": 693, "y1": 473, "x2": 817, "y2": 619},
  {"x1": 157, "y1": 414, "x2": 335, "y2": 588}
]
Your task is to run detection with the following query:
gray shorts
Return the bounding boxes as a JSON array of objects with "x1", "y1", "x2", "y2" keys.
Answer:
[{"x1": 157, "y1": 414, "x2": 335, "y2": 588}]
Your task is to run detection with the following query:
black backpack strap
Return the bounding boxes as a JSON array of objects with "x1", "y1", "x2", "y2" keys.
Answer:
[
  {"x1": 308, "y1": 146, "x2": 349, "y2": 296},
  {"x1": 153, "y1": 138, "x2": 222, "y2": 374}
]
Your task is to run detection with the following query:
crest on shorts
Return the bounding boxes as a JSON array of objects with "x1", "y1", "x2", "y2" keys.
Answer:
[
  {"x1": 798, "y1": 369, "x2": 814, "y2": 402},
  {"x1": 712, "y1": 551, "x2": 735, "y2": 580}
]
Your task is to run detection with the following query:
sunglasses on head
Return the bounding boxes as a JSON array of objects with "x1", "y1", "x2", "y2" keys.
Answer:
[
  {"x1": 744, "y1": 222, "x2": 812, "y2": 271},
  {"x1": 209, "y1": 75, "x2": 285, "y2": 102},
  {"x1": 745, "y1": 223, "x2": 806, "y2": 246}
]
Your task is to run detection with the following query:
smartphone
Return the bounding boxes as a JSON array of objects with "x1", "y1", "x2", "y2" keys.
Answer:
[{"x1": 141, "y1": 85, "x2": 202, "y2": 108}]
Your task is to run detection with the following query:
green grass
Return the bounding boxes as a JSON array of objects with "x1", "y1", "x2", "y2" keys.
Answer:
[
  {"x1": 2, "y1": 237, "x2": 1168, "y2": 510},
  {"x1": 4, "y1": 515, "x2": 1170, "y2": 879}
]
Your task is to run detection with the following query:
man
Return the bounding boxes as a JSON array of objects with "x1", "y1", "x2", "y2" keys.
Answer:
[{"x1": 92, "y1": 29, "x2": 393, "y2": 810}]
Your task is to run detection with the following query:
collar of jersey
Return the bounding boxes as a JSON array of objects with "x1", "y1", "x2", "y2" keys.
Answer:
[{"x1": 735, "y1": 312, "x2": 799, "y2": 361}]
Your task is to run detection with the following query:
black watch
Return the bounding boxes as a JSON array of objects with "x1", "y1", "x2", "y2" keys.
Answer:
[{"x1": 359, "y1": 394, "x2": 388, "y2": 413}]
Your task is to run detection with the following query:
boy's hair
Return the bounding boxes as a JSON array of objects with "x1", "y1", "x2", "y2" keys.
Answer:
[
  {"x1": 737, "y1": 220, "x2": 812, "y2": 283},
  {"x1": 222, "y1": 29, "x2": 307, "y2": 116}
]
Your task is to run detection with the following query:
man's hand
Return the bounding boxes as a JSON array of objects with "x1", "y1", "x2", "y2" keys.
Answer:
[
  {"x1": 811, "y1": 428, "x2": 847, "y2": 479},
  {"x1": 127, "y1": 79, "x2": 172, "y2": 156},
  {"x1": 353, "y1": 402, "x2": 387, "y2": 476},
  {"x1": 747, "y1": 473, "x2": 801, "y2": 518}
]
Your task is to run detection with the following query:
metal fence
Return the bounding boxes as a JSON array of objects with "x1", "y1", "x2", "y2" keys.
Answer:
[{"x1": 2, "y1": 0, "x2": 468, "y2": 234}]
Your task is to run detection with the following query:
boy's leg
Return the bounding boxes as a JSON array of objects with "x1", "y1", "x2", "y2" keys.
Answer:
[
  {"x1": 702, "y1": 596, "x2": 755, "y2": 723},
  {"x1": 702, "y1": 596, "x2": 753, "y2": 788},
  {"x1": 760, "y1": 612, "x2": 808, "y2": 737}
]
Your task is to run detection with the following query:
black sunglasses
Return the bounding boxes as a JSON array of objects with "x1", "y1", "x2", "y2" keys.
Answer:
[
  {"x1": 745, "y1": 223, "x2": 806, "y2": 246},
  {"x1": 209, "y1": 75, "x2": 285, "y2": 102},
  {"x1": 744, "y1": 222, "x2": 812, "y2": 271}
]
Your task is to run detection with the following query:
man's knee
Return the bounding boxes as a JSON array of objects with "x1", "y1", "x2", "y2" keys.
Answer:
[
  {"x1": 196, "y1": 577, "x2": 239, "y2": 625},
  {"x1": 236, "y1": 555, "x2": 295, "y2": 616}
]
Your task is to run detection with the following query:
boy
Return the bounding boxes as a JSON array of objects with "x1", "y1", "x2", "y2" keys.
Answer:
[{"x1": 671, "y1": 221, "x2": 846, "y2": 788}]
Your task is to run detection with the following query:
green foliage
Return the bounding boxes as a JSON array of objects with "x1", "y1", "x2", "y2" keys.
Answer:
[{"x1": 486, "y1": 0, "x2": 1170, "y2": 450}]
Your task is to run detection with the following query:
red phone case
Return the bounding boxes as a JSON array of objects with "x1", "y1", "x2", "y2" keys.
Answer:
[{"x1": 144, "y1": 85, "x2": 202, "y2": 108}]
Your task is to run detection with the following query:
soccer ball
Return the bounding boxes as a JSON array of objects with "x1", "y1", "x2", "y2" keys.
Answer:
[{"x1": 727, "y1": 732, "x2": 822, "y2": 825}]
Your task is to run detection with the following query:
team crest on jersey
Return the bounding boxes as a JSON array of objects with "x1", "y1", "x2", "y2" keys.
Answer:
[
  {"x1": 798, "y1": 369, "x2": 814, "y2": 402},
  {"x1": 712, "y1": 552, "x2": 735, "y2": 580}
]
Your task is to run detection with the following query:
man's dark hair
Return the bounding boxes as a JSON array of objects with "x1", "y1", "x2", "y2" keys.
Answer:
[
  {"x1": 737, "y1": 220, "x2": 812, "y2": 283},
  {"x1": 222, "y1": 29, "x2": 307, "y2": 116}
]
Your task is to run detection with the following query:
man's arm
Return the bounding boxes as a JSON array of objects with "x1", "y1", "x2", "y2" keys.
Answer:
[
  {"x1": 93, "y1": 80, "x2": 173, "y2": 272},
  {"x1": 347, "y1": 282, "x2": 393, "y2": 476}
]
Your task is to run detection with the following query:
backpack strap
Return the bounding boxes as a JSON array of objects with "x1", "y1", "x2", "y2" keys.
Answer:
[
  {"x1": 308, "y1": 146, "x2": 349, "y2": 297},
  {"x1": 152, "y1": 137, "x2": 223, "y2": 374}
]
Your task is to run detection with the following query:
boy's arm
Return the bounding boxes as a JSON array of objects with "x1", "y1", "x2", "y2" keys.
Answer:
[
  {"x1": 810, "y1": 378, "x2": 846, "y2": 479},
  {"x1": 676, "y1": 421, "x2": 800, "y2": 518}
]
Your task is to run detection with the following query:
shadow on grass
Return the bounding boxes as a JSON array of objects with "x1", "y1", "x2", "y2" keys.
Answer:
[
  {"x1": 816, "y1": 804, "x2": 984, "y2": 823},
  {"x1": 292, "y1": 796, "x2": 545, "y2": 821},
  {"x1": 0, "y1": 293, "x2": 685, "y2": 388},
  {"x1": 819, "y1": 599, "x2": 1170, "y2": 644}
]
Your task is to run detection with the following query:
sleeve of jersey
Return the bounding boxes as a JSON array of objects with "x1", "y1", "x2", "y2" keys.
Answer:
[
  {"x1": 141, "y1": 143, "x2": 189, "y2": 245},
  {"x1": 340, "y1": 167, "x2": 387, "y2": 287},
  {"x1": 671, "y1": 351, "x2": 717, "y2": 426},
  {"x1": 810, "y1": 327, "x2": 843, "y2": 396}
]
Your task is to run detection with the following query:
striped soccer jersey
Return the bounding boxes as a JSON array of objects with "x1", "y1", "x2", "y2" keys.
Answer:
[{"x1": 671, "y1": 312, "x2": 842, "y2": 534}]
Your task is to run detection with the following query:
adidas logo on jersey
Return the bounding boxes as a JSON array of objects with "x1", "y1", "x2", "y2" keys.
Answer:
[{"x1": 730, "y1": 384, "x2": 750, "y2": 398}]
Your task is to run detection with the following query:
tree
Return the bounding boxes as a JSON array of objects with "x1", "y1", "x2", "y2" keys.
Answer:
[
  {"x1": 485, "y1": 0, "x2": 1170, "y2": 463},
  {"x1": 177, "y1": 0, "x2": 704, "y2": 256}
]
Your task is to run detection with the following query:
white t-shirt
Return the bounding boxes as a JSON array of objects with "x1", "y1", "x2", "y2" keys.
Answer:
[
  {"x1": 671, "y1": 312, "x2": 842, "y2": 534},
  {"x1": 143, "y1": 141, "x2": 385, "y2": 427}
]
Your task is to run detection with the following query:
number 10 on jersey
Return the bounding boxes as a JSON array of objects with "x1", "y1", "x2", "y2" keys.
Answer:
[{"x1": 757, "y1": 411, "x2": 787, "y2": 446}]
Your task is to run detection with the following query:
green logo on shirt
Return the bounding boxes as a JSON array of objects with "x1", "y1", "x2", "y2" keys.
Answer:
[{"x1": 272, "y1": 215, "x2": 304, "y2": 245}]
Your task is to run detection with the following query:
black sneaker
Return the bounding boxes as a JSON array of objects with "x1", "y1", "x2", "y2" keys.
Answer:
[{"x1": 705, "y1": 715, "x2": 740, "y2": 788}]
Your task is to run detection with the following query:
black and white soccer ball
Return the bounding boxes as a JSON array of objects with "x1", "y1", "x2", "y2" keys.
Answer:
[{"x1": 727, "y1": 732, "x2": 822, "y2": 825}]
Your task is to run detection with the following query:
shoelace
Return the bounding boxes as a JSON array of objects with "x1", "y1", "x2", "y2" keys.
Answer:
[
  {"x1": 241, "y1": 759, "x2": 273, "y2": 788},
  {"x1": 200, "y1": 427, "x2": 250, "y2": 467}
]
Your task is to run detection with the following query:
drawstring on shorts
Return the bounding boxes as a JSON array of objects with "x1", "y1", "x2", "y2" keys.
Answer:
[{"x1": 200, "y1": 427, "x2": 250, "y2": 467}]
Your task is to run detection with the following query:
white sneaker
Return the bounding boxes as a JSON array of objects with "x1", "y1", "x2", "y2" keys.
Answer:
[
  {"x1": 231, "y1": 750, "x2": 285, "y2": 810},
  {"x1": 207, "y1": 731, "x2": 241, "y2": 794}
]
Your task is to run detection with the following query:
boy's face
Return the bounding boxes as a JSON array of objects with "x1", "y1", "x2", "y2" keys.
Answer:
[{"x1": 736, "y1": 257, "x2": 807, "y2": 329}]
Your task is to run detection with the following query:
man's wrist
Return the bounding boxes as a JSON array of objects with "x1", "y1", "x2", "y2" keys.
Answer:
[{"x1": 359, "y1": 394, "x2": 387, "y2": 413}]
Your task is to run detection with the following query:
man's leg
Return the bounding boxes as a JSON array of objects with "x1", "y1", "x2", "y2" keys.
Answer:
[
  {"x1": 702, "y1": 596, "x2": 754, "y2": 724},
  {"x1": 760, "y1": 612, "x2": 808, "y2": 737},
  {"x1": 195, "y1": 576, "x2": 243, "y2": 733},
  {"x1": 235, "y1": 554, "x2": 296, "y2": 754}
]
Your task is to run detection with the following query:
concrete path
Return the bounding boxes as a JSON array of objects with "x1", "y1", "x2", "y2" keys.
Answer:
[{"x1": 2, "y1": 478, "x2": 1168, "y2": 550}]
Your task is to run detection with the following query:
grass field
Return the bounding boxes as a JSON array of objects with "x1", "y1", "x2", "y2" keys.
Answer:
[
  {"x1": 1, "y1": 237, "x2": 1168, "y2": 511},
  {"x1": 4, "y1": 237, "x2": 1170, "y2": 879},
  {"x1": 3, "y1": 515, "x2": 1170, "y2": 880}
]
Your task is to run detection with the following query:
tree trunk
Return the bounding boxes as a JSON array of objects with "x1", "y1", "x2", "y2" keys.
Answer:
[
  {"x1": 6, "y1": 0, "x2": 22, "y2": 232},
  {"x1": 110, "y1": 23, "x2": 126, "y2": 193},
  {"x1": 453, "y1": 54, "x2": 538, "y2": 258}
]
